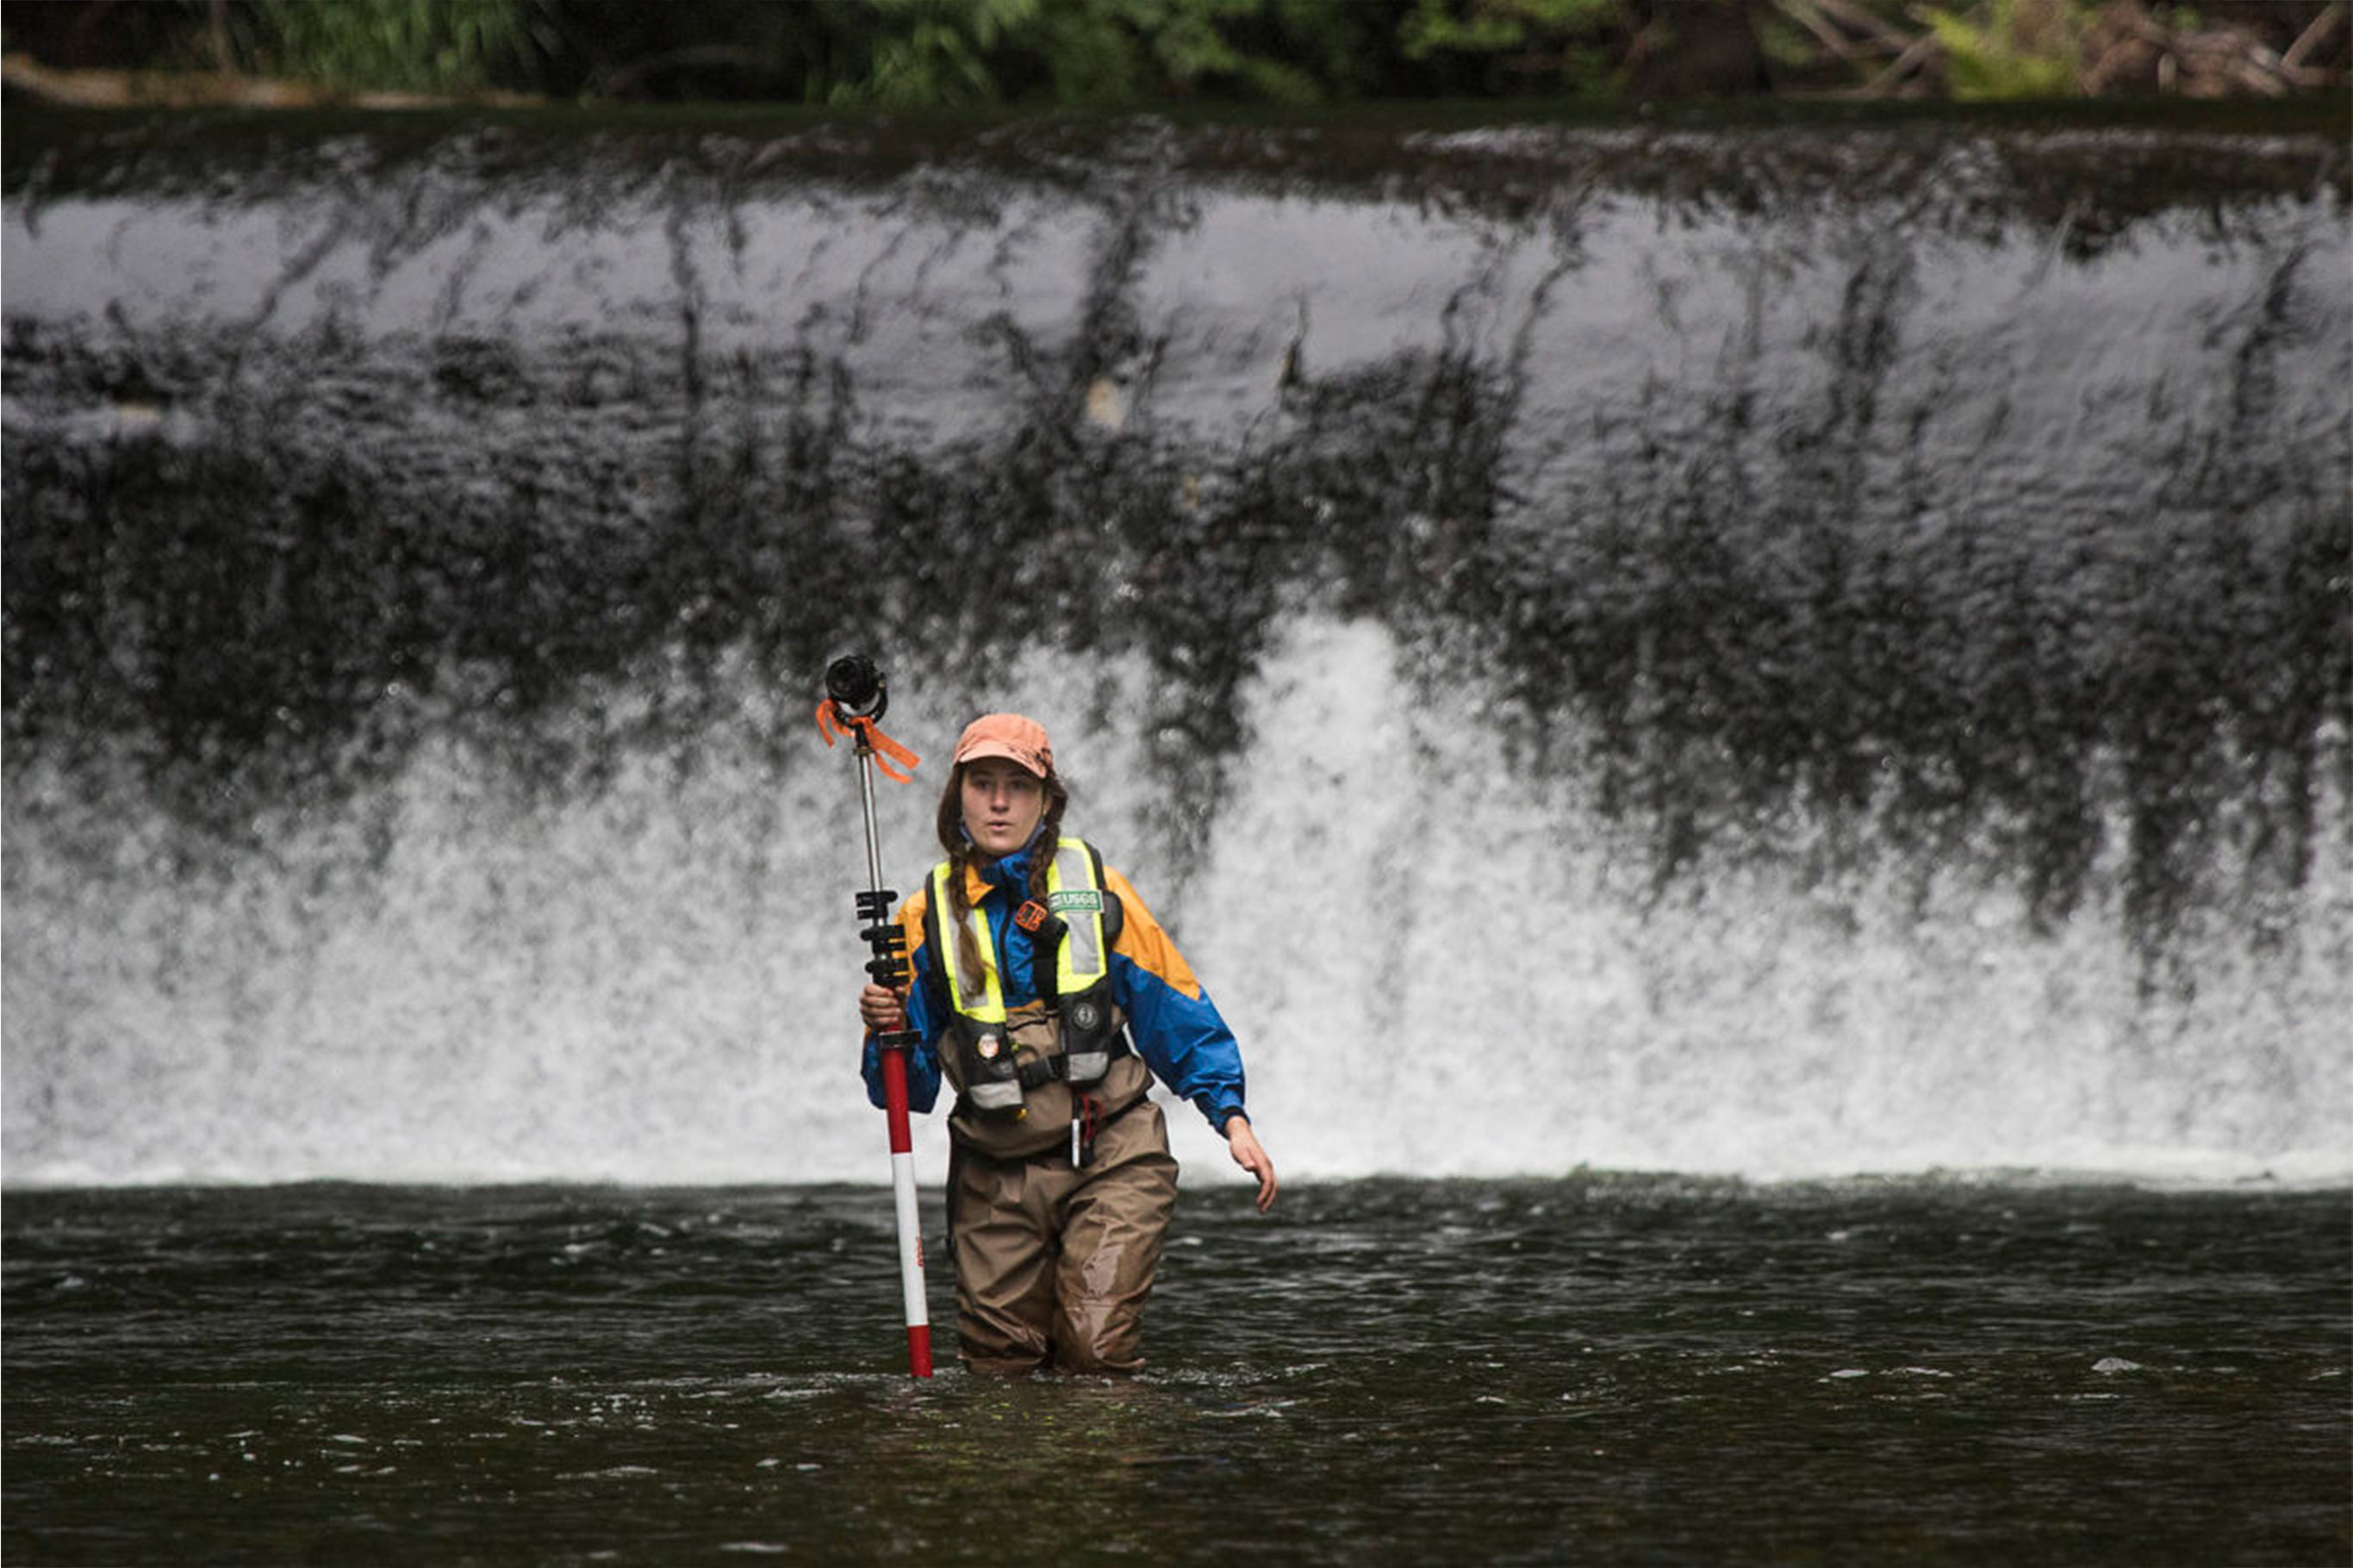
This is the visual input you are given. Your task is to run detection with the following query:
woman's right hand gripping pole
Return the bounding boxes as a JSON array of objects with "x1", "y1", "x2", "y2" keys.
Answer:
[{"x1": 861, "y1": 984, "x2": 907, "y2": 1036}]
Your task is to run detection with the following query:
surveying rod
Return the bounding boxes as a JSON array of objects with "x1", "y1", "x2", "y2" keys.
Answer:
[{"x1": 817, "y1": 654, "x2": 932, "y2": 1378}]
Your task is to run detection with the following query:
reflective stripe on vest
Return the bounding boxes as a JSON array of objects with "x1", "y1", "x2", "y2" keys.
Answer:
[{"x1": 929, "y1": 837, "x2": 1111, "y2": 1024}]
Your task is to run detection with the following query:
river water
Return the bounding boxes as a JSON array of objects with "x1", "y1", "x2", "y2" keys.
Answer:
[{"x1": 5, "y1": 1178, "x2": 2346, "y2": 1567}]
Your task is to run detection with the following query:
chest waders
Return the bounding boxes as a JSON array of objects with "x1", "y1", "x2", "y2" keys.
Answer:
[{"x1": 926, "y1": 837, "x2": 1132, "y2": 1162}]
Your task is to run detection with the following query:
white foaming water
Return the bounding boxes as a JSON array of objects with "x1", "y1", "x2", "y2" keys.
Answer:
[
  {"x1": 4, "y1": 621, "x2": 2347, "y2": 1190},
  {"x1": 1193, "y1": 619, "x2": 2351, "y2": 1187}
]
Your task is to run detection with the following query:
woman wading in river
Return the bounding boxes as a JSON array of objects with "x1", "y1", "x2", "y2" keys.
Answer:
[{"x1": 858, "y1": 712, "x2": 1277, "y2": 1375}]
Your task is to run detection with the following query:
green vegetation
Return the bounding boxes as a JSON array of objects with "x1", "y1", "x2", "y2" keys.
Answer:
[
  {"x1": 1922, "y1": 0, "x2": 2083, "y2": 98},
  {"x1": 1, "y1": 0, "x2": 2343, "y2": 105},
  {"x1": 227, "y1": 0, "x2": 557, "y2": 95},
  {"x1": 1396, "y1": 0, "x2": 1627, "y2": 94}
]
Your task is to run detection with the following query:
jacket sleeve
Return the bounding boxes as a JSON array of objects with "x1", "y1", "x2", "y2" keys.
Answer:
[
  {"x1": 860, "y1": 885, "x2": 945, "y2": 1115},
  {"x1": 1103, "y1": 866, "x2": 1249, "y2": 1131}
]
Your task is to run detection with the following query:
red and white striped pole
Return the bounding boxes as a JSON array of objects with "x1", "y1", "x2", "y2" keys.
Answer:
[
  {"x1": 876, "y1": 1035, "x2": 933, "y2": 1378},
  {"x1": 819, "y1": 656, "x2": 933, "y2": 1379}
]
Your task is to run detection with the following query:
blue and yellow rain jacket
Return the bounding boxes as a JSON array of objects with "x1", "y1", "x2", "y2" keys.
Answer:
[{"x1": 860, "y1": 837, "x2": 1249, "y2": 1130}]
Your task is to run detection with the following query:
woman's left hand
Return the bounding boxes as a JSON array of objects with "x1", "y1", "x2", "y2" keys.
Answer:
[{"x1": 1223, "y1": 1115, "x2": 1278, "y2": 1213}]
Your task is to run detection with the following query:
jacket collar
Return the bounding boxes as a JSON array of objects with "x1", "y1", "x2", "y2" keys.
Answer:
[{"x1": 961, "y1": 844, "x2": 1035, "y2": 905}]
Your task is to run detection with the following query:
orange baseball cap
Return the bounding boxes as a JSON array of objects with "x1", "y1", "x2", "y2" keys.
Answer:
[{"x1": 952, "y1": 712, "x2": 1053, "y2": 777}]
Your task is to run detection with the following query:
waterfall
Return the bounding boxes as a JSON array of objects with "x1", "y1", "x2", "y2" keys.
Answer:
[{"x1": 5, "y1": 110, "x2": 2346, "y2": 1185}]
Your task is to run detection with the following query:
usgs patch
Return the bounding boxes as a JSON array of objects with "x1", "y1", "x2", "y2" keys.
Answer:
[{"x1": 1049, "y1": 889, "x2": 1104, "y2": 915}]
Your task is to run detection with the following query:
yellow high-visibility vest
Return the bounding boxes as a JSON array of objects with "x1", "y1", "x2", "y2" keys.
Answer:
[
  {"x1": 927, "y1": 837, "x2": 1123, "y2": 1095},
  {"x1": 929, "y1": 837, "x2": 1113, "y2": 1024}
]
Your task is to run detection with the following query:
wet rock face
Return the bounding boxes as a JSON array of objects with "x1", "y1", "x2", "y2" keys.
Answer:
[{"x1": 3, "y1": 109, "x2": 2348, "y2": 951}]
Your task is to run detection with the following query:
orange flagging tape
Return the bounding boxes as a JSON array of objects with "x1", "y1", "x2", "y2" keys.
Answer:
[{"x1": 816, "y1": 701, "x2": 922, "y2": 783}]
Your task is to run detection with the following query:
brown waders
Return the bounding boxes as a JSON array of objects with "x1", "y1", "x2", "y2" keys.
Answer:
[{"x1": 943, "y1": 1012, "x2": 1178, "y2": 1374}]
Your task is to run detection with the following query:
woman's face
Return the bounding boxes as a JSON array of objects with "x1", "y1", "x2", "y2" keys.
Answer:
[{"x1": 961, "y1": 757, "x2": 1046, "y2": 860}]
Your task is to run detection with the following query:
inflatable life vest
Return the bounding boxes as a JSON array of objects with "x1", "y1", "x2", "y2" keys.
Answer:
[{"x1": 924, "y1": 837, "x2": 1127, "y2": 1116}]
